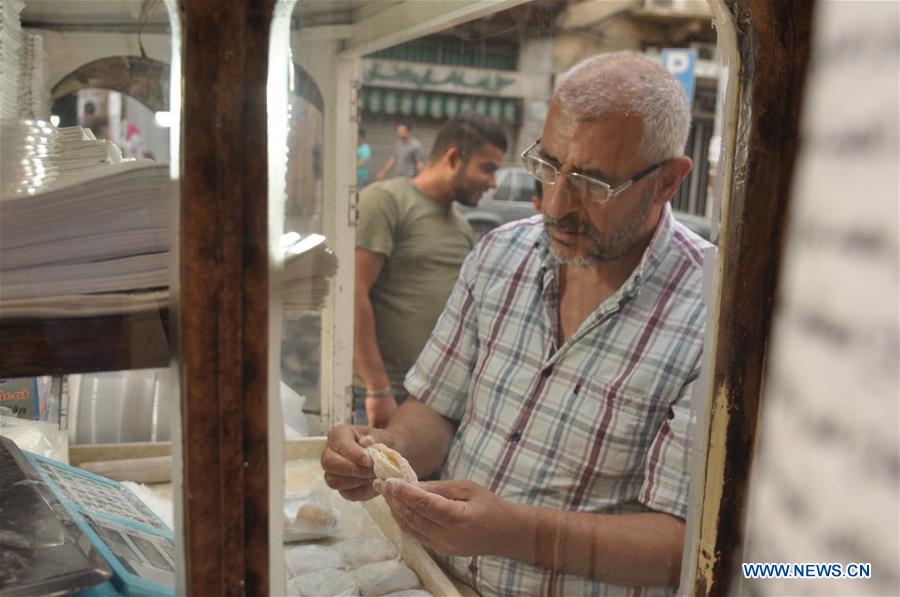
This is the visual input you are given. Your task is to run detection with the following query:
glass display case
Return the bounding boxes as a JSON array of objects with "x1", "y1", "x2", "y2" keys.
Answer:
[{"x1": 0, "y1": 0, "x2": 819, "y2": 595}]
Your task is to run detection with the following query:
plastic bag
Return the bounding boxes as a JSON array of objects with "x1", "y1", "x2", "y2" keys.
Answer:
[
  {"x1": 0, "y1": 407, "x2": 68, "y2": 463},
  {"x1": 280, "y1": 381, "x2": 308, "y2": 438},
  {"x1": 283, "y1": 489, "x2": 339, "y2": 542}
]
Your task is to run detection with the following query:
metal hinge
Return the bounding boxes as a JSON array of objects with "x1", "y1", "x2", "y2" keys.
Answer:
[
  {"x1": 348, "y1": 185, "x2": 359, "y2": 226},
  {"x1": 349, "y1": 79, "x2": 362, "y2": 123}
]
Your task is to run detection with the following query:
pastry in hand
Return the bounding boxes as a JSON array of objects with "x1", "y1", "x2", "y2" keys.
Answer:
[{"x1": 366, "y1": 443, "x2": 418, "y2": 484}]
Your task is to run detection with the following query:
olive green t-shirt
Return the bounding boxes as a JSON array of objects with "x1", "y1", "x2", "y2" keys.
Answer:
[{"x1": 355, "y1": 178, "x2": 475, "y2": 393}]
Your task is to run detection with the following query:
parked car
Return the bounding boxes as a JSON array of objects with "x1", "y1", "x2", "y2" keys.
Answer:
[{"x1": 457, "y1": 166, "x2": 713, "y2": 241}]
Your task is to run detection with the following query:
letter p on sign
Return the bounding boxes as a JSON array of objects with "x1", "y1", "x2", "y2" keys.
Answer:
[{"x1": 661, "y1": 48, "x2": 698, "y2": 106}]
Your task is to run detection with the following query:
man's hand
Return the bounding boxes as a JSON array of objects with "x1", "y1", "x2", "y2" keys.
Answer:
[
  {"x1": 321, "y1": 424, "x2": 397, "y2": 501},
  {"x1": 374, "y1": 478, "x2": 523, "y2": 558},
  {"x1": 366, "y1": 395, "x2": 398, "y2": 428}
]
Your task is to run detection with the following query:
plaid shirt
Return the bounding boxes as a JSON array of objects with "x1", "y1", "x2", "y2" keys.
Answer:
[{"x1": 405, "y1": 205, "x2": 711, "y2": 596}]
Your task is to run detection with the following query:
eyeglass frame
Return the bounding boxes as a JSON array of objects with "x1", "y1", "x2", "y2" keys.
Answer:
[{"x1": 520, "y1": 139, "x2": 668, "y2": 204}]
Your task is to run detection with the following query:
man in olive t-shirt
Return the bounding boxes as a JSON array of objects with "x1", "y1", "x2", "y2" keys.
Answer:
[{"x1": 355, "y1": 113, "x2": 507, "y2": 427}]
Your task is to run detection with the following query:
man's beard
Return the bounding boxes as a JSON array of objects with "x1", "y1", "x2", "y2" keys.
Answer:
[
  {"x1": 543, "y1": 188, "x2": 657, "y2": 267},
  {"x1": 451, "y1": 167, "x2": 483, "y2": 207}
]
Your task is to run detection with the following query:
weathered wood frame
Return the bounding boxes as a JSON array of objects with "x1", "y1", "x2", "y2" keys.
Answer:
[
  {"x1": 178, "y1": 1, "x2": 276, "y2": 594},
  {"x1": 690, "y1": 1, "x2": 815, "y2": 595}
]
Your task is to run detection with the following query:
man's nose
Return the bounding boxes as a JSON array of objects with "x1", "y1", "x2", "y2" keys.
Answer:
[
  {"x1": 543, "y1": 175, "x2": 580, "y2": 217},
  {"x1": 487, "y1": 172, "x2": 497, "y2": 189}
]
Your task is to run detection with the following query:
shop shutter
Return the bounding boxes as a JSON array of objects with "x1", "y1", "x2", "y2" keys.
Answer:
[
  {"x1": 474, "y1": 97, "x2": 487, "y2": 116},
  {"x1": 368, "y1": 88, "x2": 383, "y2": 113},
  {"x1": 428, "y1": 93, "x2": 443, "y2": 119},
  {"x1": 414, "y1": 93, "x2": 429, "y2": 117},
  {"x1": 490, "y1": 98, "x2": 503, "y2": 119},
  {"x1": 444, "y1": 95, "x2": 459, "y2": 117},
  {"x1": 399, "y1": 92, "x2": 413, "y2": 115},
  {"x1": 383, "y1": 90, "x2": 398, "y2": 114},
  {"x1": 500, "y1": 99, "x2": 512, "y2": 122}
]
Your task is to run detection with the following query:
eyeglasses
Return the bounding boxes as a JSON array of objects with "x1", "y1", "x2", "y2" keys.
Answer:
[{"x1": 520, "y1": 139, "x2": 667, "y2": 204}]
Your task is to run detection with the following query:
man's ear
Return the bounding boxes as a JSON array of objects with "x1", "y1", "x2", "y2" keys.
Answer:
[
  {"x1": 654, "y1": 156, "x2": 693, "y2": 205},
  {"x1": 444, "y1": 146, "x2": 463, "y2": 169}
]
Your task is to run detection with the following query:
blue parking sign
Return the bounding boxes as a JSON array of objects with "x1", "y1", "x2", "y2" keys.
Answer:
[{"x1": 661, "y1": 48, "x2": 698, "y2": 106}]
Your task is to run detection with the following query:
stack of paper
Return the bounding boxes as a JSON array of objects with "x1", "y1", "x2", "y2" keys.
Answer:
[
  {"x1": 1, "y1": 120, "x2": 123, "y2": 197},
  {"x1": 1, "y1": 120, "x2": 338, "y2": 318},
  {"x1": 0, "y1": 0, "x2": 24, "y2": 120},
  {"x1": 17, "y1": 31, "x2": 49, "y2": 120},
  {"x1": 1, "y1": 120, "x2": 171, "y2": 315},
  {"x1": 282, "y1": 233, "x2": 339, "y2": 311}
]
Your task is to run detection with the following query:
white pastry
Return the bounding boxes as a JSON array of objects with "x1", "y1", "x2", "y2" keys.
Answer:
[
  {"x1": 354, "y1": 560, "x2": 421, "y2": 596},
  {"x1": 288, "y1": 568, "x2": 359, "y2": 596},
  {"x1": 284, "y1": 490, "x2": 339, "y2": 541},
  {"x1": 366, "y1": 443, "x2": 418, "y2": 484},
  {"x1": 341, "y1": 536, "x2": 398, "y2": 568},
  {"x1": 285, "y1": 544, "x2": 346, "y2": 576}
]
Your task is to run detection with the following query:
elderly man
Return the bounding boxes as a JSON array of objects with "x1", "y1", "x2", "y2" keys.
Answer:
[{"x1": 325, "y1": 52, "x2": 711, "y2": 595}]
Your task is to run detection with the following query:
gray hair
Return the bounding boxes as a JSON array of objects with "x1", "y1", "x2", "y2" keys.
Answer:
[{"x1": 554, "y1": 51, "x2": 691, "y2": 164}]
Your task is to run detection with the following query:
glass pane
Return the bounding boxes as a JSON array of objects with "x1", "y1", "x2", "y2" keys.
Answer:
[
  {"x1": 276, "y1": 1, "x2": 725, "y2": 596},
  {"x1": 1, "y1": 0, "x2": 182, "y2": 594}
]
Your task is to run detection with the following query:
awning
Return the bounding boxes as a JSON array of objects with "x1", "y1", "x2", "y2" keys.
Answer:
[{"x1": 362, "y1": 86, "x2": 519, "y2": 123}]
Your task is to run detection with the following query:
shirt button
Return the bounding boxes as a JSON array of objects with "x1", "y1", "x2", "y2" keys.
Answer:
[
  {"x1": 509, "y1": 431, "x2": 522, "y2": 443},
  {"x1": 469, "y1": 561, "x2": 478, "y2": 574},
  {"x1": 541, "y1": 366, "x2": 553, "y2": 378}
]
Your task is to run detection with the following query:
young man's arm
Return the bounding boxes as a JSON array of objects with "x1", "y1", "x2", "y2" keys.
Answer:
[
  {"x1": 376, "y1": 155, "x2": 396, "y2": 180},
  {"x1": 354, "y1": 248, "x2": 397, "y2": 427}
]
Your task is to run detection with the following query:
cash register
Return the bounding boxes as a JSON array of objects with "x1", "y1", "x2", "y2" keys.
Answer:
[{"x1": 0, "y1": 436, "x2": 175, "y2": 596}]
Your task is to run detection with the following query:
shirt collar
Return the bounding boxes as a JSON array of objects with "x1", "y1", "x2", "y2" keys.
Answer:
[{"x1": 625, "y1": 202, "x2": 675, "y2": 297}]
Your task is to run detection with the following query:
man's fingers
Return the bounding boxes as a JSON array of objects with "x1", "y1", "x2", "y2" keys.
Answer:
[
  {"x1": 390, "y1": 512, "x2": 436, "y2": 549},
  {"x1": 339, "y1": 484, "x2": 378, "y2": 502},
  {"x1": 381, "y1": 492, "x2": 443, "y2": 550},
  {"x1": 323, "y1": 472, "x2": 370, "y2": 492},
  {"x1": 388, "y1": 492, "x2": 446, "y2": 536},
  {"x1": 321, "y1": 448, "x2": 375, "y2": 479},
  {"x1": 381, "y1": 478, "x2": 461, "y2": 525},
  {"x1": 418, "y1": 479, "x2": 476, "y2": 501},
  {"x1": 328, "y1": 426, "x2": 373, "y2": 469}
]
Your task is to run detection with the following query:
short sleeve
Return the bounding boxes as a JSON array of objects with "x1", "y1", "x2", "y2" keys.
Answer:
[
  {"x1": 412, "y1": 140, "x2": 425, "y2": 163},
  {"x1": 404, "y1": 248, "x2": 481, "y2": 422},
  {"x1": 358, "y1": 144, "x2": 371, "y2": 161},
  {"x1": 638, "y1": 368, "x2": 699, "y2": 520},
  {"x1": 356, "y1": 184, "x2": 399, "y2": 256}
]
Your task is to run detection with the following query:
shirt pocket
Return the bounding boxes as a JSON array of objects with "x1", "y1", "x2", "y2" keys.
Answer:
[{"x1": 548, "y1": 379, "x2": 669, "y2": 491}]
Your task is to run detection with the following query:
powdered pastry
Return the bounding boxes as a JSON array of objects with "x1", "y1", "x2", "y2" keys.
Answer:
[{"x1": 366, "y1": 443, "x2": 418, "y2": 484}]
